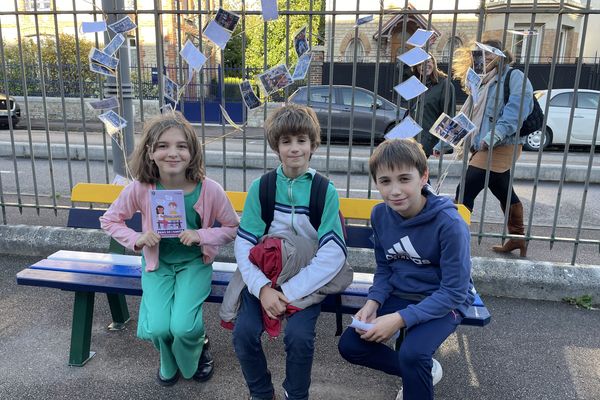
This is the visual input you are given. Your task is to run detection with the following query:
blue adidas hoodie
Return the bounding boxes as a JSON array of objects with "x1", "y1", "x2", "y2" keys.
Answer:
[{"x1": 368, "y1": 190, "x2": 475, "y2": 329}]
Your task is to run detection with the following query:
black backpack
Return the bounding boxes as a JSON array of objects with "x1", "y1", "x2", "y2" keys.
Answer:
[
  {"x1": 503, "y1": 68, "x2": 544, "y2": 137},
  {"x1": 259, "y1": 169, "x2": 341, "y2": 236}
]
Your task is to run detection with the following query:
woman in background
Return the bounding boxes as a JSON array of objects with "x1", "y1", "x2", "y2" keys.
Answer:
[{"x1": 411, "y1": 54, "x2": 456, "y2": 158}]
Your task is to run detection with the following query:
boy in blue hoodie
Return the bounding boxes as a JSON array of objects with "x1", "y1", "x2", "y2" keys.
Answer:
[{"x1": 338, "y1": 139, "x2": 474, "y2": 400}]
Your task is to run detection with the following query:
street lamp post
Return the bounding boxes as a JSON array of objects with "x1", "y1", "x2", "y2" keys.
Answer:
[{"x1": 101, "y1": 0, "x2": 135, "y2": 179}]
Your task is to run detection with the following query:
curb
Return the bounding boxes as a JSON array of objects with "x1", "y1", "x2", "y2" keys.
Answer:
[
  {"x1": 2, "y1": 142, "x2": 599, "y2": 182},
  {"x1": 2, "y1": 224, "x2": 598, "y2": 304}
]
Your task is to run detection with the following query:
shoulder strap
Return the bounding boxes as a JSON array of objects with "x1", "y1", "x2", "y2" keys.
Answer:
[
  {"x1": 503, "y1": 68, "x2": 515, "y2": 105},
  {"x1": 259, "y1": 169, "x2": 278, "y2": 236},
  {"x1": 309, "y1": 172, "x2": 330, "y2": 232}
]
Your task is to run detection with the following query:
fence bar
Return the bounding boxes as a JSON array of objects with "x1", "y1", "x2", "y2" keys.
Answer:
[{"x1": 549, "y1": 0, "x2": 592, "y2": 250}]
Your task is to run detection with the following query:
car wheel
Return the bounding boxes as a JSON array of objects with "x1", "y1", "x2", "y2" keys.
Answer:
[{"x1": 523, "y1": 128, "x2": 552, "y2": 151}]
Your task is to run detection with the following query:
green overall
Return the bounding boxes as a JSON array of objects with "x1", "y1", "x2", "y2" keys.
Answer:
[{"x1": 137, "y1": 182, "x2": 212, "y2": 379}]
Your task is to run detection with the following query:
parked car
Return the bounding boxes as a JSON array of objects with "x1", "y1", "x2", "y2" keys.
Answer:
[
  {"x1": 524, "y1": 89, "x2": 599, "y2": 151},
  {"x1": 288, "y1": 85, "x2": 406, "y2": 143},
  {"x1": 0, "y1": 93, "x2": 20, "y2": 128}
]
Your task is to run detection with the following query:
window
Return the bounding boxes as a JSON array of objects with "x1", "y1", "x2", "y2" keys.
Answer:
[
  {"x1": 128, "y1": 37, "x2": 138, "y2": 68},
  {"x1": 344, "y1": 39, "x2": 365, "y2": 62},
  {"x1": 25, "y1": 0, "x2": 51, "y2": 10},
  {"x1": 550, "y1": 93, "x2": 573, "y2": 108},
  {"x1": 558, "y1": 25, "x2": 574, "y2": 61},
  {"x1": 341, "y1": 88, "x2": 376, "y2": 108},
  {"x1": 308, "y1": 88, "x2": 336, "y2": 104},
  {"x1": 441, "y1": 37, "x2": 463, "y2": 63},
  {"x1": 512, "y1": 24, "x2": 544, "y2": 63},
  {"x1": 577, "y1": 92, "x2": 599, "y2": 110}
]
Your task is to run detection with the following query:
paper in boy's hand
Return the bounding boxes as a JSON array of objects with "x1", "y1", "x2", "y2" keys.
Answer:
[
  {"x1": 397, "y1": 47, "x2": 431, "y2": 67},
  {"x1": 349, "y1": 316, "x2": 374, "y2": 331},
  {"x1": 394, "y1": 76, "x2": 428, "y2": 101},
  {"x1": 150, "y1": 189, "x2": 187, "y2": 238},
  {"x1": 406, "y1": 28, "x2": 435, "y2": 48},
  {"x1": 261, "y1": 0, "x2": 279, "y2": 21},
  {"x1": 384, "y1": 115, "x2": 422, "y2": 140}
]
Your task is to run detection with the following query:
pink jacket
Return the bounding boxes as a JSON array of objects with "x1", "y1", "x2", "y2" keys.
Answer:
[{"x1": 100, "y1": 178, "x2": 240, "y2": 272}]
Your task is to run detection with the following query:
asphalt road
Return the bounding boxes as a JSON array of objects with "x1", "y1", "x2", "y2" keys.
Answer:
[{"x1": 1, "y1": 255, "x2": 599, "y2": 400}]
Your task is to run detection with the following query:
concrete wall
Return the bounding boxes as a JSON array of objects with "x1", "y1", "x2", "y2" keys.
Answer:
[
  {"x1": 15, "y1": 96, "x2": 276, "y2": 128},
  {"x1": 14, "y1": 96, "x2": 161, "y2": 124}
]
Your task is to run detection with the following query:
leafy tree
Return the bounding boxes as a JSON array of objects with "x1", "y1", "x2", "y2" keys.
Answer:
[
  {"x1": 243, "y1": 0, "x2": 324, "y2": 70},
  {"x1": 1, "y1": 34, "x2": 102, "y2": 97},
  {"x1": 223, "y1": 25, "x2": 245, "y2": 76}
]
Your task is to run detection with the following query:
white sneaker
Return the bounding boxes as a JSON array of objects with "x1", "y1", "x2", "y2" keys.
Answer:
[
  {"x1": 432, "y1": 358, "x2": 443, "y2": 386},
  {"x1": 395, "y1": 359, "x2": 443, "y2": 400}
]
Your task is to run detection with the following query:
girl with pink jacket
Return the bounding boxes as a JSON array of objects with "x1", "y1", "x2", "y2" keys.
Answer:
[{"x1": 100, "y1": 112, "x2": 239, "y2": 386}]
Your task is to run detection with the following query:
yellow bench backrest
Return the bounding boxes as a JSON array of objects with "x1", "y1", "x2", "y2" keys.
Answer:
[{"x1": 71, "y1": 183, "x2": 470, "y2": 225}]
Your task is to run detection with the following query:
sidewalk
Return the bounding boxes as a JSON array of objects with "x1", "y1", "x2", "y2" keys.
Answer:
[
  {"x1": 1, "y1": 126, "x2": 599, "y2": 183},
  {"x1": 2, "y1": 254, "x2": 599, "y2": 400}
]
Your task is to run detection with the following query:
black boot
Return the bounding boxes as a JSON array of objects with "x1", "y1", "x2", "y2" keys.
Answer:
[{"x1": 193, "y1": 336, "x2": 214, "y2": 382}]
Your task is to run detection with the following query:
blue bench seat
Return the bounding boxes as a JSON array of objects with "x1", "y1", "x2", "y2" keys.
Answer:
[{"x1": 17, "y1": 251, "x2": 491, "y2": 366}]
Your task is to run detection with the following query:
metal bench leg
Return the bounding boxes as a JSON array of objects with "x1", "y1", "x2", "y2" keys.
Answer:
[
  {"x1": 106, "y1": 293, "x2": 130, "y2": 331},
  {"x1": 69, "y1": 291, "x2": 96, "y2": 366}
]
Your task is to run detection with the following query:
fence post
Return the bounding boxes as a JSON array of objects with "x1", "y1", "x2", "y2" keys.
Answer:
[{"x1": 102, "y1": 0, "x2": 135, "y2": 179}]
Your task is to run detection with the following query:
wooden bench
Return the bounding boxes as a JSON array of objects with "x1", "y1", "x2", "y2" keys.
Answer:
[{"x1": 16, "y1": 182, "x2": 489, "y2": 367}]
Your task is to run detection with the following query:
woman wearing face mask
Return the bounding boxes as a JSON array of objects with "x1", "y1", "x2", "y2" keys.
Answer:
[
  {"x1": 434, "y1": 39, "x2": 533, "y2": 257},
  {"x1": 411, "y1": 54, "x2": 456, "y2": 158}
]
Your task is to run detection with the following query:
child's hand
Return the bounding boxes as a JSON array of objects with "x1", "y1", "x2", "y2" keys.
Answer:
[
  {"x1": 259, "y1": 285, "x2": 289, "y2": 319},
  {"x1": 135, "y1": 231, "x2": 161, "y2": 250},
  {"x1": 360, "y1": 312, "x2": 405, "y2": 343},
  {"x1": 354, "y1": 300, "x2": 380, "y2": 334},
  {"x1": 179, "y1": 230, "x2": 201, "y2": 246}
]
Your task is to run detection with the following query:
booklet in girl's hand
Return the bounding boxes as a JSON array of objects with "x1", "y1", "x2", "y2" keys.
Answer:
[{"x1": 150, "y1": 189, "x2": 187, "y2": 238}]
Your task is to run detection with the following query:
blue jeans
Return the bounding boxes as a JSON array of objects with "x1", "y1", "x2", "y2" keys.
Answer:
[
  {"x1": 338, "y1": 296, "x2": 462, "y2": 400},
  {"x1": 233, "y1": 289, "x2": 321, "y2": 400}
]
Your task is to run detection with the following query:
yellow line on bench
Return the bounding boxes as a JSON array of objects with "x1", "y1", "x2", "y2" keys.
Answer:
[{"x1": 70, "y1": 183, "x2": 470, "y2": 224}]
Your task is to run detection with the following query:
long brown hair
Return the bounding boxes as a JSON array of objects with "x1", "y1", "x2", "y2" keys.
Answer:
[
  {"x1": 452, "y1": 39, "x2": 514, "y2": 92},
  {"x1": 129, "y1": 111, "x2": 205, "y2": 184},
  {"x1": 411, "y1": 53, "x2": 447, "y2": 85}
]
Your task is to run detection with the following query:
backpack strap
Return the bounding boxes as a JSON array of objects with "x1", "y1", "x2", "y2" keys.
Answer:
[
  {"x1": 503, "y1": 67, "x2": 515, "y2": 105},
  {"x1": 259, "y1": 169, "x2": 278, "y2": 236},
  {"x1": 308, "y1": 172, "x2": 330, "y2": 232}
]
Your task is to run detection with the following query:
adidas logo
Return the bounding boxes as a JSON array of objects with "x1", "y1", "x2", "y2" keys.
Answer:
[{"x1": 386, "y1": 236, "x2": 431, "y2": 265}]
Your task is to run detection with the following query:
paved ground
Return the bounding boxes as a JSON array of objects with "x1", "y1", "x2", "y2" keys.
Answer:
[{"x1": 2, "y1": 254, "x2": 599, "y2": 400}]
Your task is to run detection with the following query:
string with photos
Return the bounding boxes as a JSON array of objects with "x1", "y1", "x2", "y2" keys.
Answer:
[{"x1": 80, "y1": 3, "x2": 136, "y2": 181}]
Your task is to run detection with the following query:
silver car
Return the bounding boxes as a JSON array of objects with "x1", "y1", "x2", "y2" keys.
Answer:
[{"x1": 289, "y1": 85, "x2": 406, "y2": 143}]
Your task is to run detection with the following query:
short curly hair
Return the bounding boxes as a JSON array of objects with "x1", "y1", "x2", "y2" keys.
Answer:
[{"x1": 264, "y1": 103, "x2": 321, "y2": 152}]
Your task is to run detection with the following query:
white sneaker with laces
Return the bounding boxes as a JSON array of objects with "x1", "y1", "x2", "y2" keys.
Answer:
[{"x1": 395, "y1": 358, "x2": 443, "y2": 400}]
